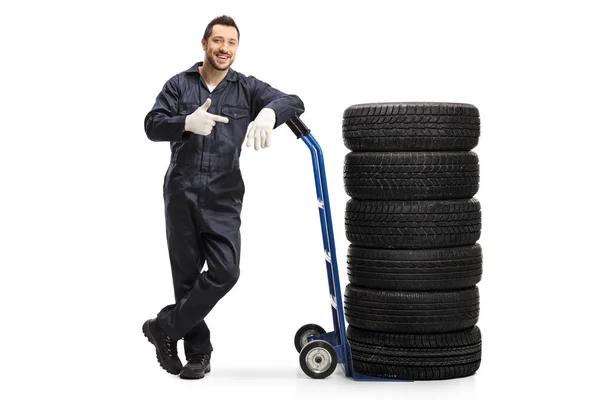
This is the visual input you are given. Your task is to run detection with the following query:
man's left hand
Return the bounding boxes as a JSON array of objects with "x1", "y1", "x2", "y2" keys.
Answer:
[{"x1": 246, "y1": 108, "x2": 276, "y2": 150}]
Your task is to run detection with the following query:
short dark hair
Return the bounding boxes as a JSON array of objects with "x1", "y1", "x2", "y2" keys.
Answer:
[{"x1": 203, "y1": 15, "x2": 239, "y2": 42}]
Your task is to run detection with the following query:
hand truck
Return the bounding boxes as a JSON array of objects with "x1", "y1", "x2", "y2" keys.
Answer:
[{"x1": 285, "y1": 116, "x2": 412, "y2": 382}]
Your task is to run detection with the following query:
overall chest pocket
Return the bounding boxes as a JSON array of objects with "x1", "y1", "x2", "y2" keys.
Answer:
[
  {"x1": 220, "y1": 105, "x2": 250, "y2": 142},
  {"x1": 177, "y1": 102, "x2": 199, "y2": 116}
]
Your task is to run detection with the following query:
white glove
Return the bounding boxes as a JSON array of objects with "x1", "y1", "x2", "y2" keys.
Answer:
[
  {"x1": 246, "y1": 108, "x2": 276, "y2": 150},
  {"x1": 184, "y1": 98, "x2": 229, "y2": 136}
]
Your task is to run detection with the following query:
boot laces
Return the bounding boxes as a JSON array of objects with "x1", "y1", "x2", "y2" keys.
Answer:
[
  {"x1": 162, "y1": 333, "x2": 177, "y2": 356},
  {"x1": 189, "y1": 354, "x2": 210, "y2": 364}
]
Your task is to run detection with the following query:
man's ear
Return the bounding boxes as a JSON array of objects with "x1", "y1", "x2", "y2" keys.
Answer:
[{"x1": 201, "y1": 38, "x2": 206, "y2": 51}]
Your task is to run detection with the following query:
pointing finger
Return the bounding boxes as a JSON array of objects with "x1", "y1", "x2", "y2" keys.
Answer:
[{"x1": 207, "y1": 113, "x2": 229, "y2": 124}]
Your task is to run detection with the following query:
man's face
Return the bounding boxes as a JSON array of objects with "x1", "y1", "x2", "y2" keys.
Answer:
[{"x1": 202, "y1": 24, "x2": 238, "y2": 71}]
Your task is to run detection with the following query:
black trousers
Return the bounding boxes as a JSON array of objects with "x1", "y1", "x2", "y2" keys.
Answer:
[{"x1": 156, "y1": 162, "x2": 243, "y2": 359}]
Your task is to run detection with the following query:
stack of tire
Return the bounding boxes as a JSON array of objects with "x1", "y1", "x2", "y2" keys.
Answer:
[{"x1": 342, "y1": 102, "x2": 482, "y2": 380}]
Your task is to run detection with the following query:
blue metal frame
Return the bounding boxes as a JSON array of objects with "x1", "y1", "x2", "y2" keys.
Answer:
[{"x1": 300, "y1": 133, "x2": 412, "y2": 382}]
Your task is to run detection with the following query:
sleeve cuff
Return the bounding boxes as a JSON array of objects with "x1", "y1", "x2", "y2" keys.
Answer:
[{"x1": 173, "y1": 115, "x2": 190, "y2": 142}]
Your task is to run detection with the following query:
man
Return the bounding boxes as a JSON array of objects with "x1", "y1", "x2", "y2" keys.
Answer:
[{"x1": 142, "y1": 15, "x2": 304, "y2": 379}]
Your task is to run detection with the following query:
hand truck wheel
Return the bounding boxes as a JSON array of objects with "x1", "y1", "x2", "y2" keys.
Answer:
[
  {"x1": 294, "y1": 323, "x2": 326, "y2": 353},
  {"x1": 299, "y1": 340, "x2": 338, "y2": 379}
]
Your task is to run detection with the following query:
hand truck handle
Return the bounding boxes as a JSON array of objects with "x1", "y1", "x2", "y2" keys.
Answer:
[{"x1": 286, "y1": 115, "x2": 311, "y2": 139}]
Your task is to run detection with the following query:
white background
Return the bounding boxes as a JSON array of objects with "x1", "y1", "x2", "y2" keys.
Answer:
[{"x1": 1, "y1": 0, "x2": 599, "y2": 398}]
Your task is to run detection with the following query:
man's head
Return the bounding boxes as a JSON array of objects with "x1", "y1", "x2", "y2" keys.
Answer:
[{"x1": 202, "y1": 15, "x2": 239, "y2": 71}]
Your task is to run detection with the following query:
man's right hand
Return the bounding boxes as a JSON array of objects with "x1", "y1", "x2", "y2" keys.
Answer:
[{"x1": 184, "y1": 98, "x2": 229, "y2": 136}]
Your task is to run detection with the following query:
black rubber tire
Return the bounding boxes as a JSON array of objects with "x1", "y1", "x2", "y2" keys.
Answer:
[
  {"x1": 343, "y1": 103, "x2": 480, "y2": 151},
  {"x1": 344, "y1": 284, "x2": 479, "y2": 333},
  {"x1": 299, "y1": 340, "x2": 338, "y2": 379},
  {"x1": 347, "y1": 244, "x2": 482, "y2": 291},
  {"x1": 347, "y1": 325, "x2": 482, "y2": 380},
  {"x1": 345, "y1": 198, "x2": 481, "y2": 249},
  {"x1": 294, "y1": 324, "x2": 326, "y2": 353},
  {"x1": 344, "y1": 151, "x2": 479, "y2": 200}
]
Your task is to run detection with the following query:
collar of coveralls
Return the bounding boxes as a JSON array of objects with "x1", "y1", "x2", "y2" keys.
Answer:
[{"x1": 184, "y1": 61, "x2": 239, "y2": 82}]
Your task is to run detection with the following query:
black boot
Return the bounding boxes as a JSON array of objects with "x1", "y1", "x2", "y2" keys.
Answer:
[
  {"x1": 142, "y1": 318, "x2": 183, "y2": 375},
  {"x1": 179, "y1": 354, "x2": 211, "y2": 380}
]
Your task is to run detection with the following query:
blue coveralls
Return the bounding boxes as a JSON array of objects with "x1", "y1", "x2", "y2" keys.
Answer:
[{"x1": 144, "y1": 61, "x2": 305, "y2": 359}]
